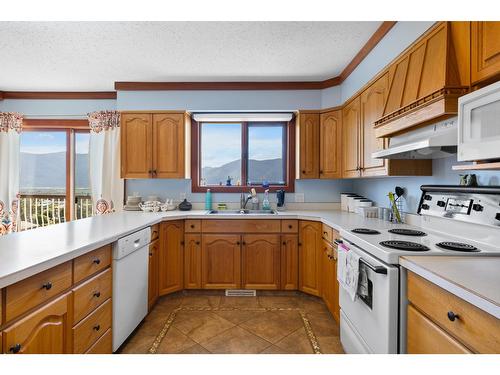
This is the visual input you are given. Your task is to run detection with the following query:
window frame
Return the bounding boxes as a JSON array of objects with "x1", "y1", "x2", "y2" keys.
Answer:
[
  {"x1": 21, "y1": 119, "x2": 90, "y2": 222},
  {"x1": 191, "y1": 117, "x2": 295, "y2": 193}
]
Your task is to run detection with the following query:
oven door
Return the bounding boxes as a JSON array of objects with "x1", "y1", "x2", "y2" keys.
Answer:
[
  {"x1": 458, "y1": 81, "x2": 500, "y2": 161},
  {"x1": 339, "y1": 239, "x2": 399, "y2": 354}
]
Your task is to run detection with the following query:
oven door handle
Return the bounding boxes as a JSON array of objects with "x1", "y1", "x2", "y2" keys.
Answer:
[{"x1": 359, "y1": 258, "x2": 387, "y2": 275}]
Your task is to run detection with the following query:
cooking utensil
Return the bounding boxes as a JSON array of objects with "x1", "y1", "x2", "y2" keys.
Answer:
[
  {"x1": 388, "y1": 192, "x2": 402, "y2": 223},
  {"x1": 395, "y1": 186, "x2": 404, "y2": 201}
]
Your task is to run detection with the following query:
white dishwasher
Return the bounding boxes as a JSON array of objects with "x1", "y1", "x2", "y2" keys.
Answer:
[{"x1": 112, "y1": 227, "x2": 151, "y2": 352}]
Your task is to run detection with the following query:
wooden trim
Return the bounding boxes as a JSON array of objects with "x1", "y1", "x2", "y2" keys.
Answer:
[
  {"x1": 0, "y1": 91, "x2": 3, "y2": 100},
  {"x1": 2, "y1": 91, "x2": 116, "y2": 100},
  {"x1": 23, "y1": 119, "x2": 89, "y2": 130},
  {"x1": 339, "y1": 21, "x2": 397, "y2": 81}
]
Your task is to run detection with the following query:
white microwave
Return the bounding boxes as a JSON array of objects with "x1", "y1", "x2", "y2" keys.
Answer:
[{"x1": 458, "y1": 80, "x2": 500, "y2": 162}]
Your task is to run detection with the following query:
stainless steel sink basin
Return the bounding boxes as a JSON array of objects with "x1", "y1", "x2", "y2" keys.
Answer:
[{"x1": 208, "y1": 209, "x2": 277, "y2": 215}]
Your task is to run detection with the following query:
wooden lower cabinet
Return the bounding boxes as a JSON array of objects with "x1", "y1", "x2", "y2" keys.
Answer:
[
  {"x1": 3, "y1": 293, "x2": 71, "y2": 354},
  {"x1": 321, "y1": 239, "x2": 339, "y2": 323},
  {"x1": 281, "y1": 234, "x2": 299, "y2": 290},
  {"x1": 184, "y1": 234, "x2": 202, "y2": 289},
  {"x1": 85, "y1": 328, "x2": 112, "y2": 354},
  {"x1": 202, "y1": 234, "x2": 241, "y2": 289},
  {"x1": 298, "y1": 221, "x2": 322, "y2": 296},
  {"x1": 148, "y1": 238, "x2": 160, "y2": 310},
  {"x1": 159, "y1": 221, "x2": 184, "y2": 295},
  {"x1": 241, "y1": 234, "x2": 281, "y2": 290}
]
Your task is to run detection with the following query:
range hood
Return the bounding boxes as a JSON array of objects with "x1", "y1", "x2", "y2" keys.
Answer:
[{"x1": 372, "y1": 118, "x2": 458, "y2": 159}]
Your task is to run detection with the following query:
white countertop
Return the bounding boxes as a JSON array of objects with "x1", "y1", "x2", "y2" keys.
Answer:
[
  {"x1": 1, "y1": 209, "x2": 499, "y2": 290},
  {"x1": 400, "y1": 256, "x2": 500, "y2": 318}
]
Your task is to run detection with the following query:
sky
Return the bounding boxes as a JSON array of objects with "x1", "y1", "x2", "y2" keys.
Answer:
[
  {"x1": 20, "y1": 131, "x2": 89, "y2": 154},
  {"x1": 201, "y1": 123, "x2": 283, "y2": 168}
]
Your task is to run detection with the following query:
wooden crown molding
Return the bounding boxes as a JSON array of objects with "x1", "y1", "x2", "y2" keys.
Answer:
[
  {"x1": 115, "y1": 21, "x2": 396, "y2": 91},
  {"x1": 0, "y1": 91, "x2": 117, "y2": 100}
]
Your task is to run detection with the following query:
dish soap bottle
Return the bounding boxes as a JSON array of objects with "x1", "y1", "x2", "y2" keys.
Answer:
[
  {"x1": 262, "y1": 189, "x2": 271, "y2": 211},
  {"x1": 205, "y1": 189, "x2": 212, "y2": 210}
]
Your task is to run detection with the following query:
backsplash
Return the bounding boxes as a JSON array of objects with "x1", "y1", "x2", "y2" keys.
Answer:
[{"x1": 351, "y1": 156, "x2": 500, "y2": 214}]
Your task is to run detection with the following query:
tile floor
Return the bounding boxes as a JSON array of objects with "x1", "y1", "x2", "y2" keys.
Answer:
[{"x1": 119, "y1": 291, "x2": 344, "y2": 354}]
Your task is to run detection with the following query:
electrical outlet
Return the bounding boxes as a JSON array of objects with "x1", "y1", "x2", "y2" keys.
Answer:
[
  {"x1": 180, "y1": 192, "x2": 186, "y2": 200},
  {"x1": 295, "y1": 193, "x2": 305, "y2": 203}
]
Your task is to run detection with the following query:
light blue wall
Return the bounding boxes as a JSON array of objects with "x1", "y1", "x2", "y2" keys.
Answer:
[
  {"x1": 1, "y1": 99, "x2": 116, "y2": 117},
  {"x1": 351, "y1": 157, "x2": 500, "y2": 214},
  {"x1": 320, "y1": 85, "x2": 342, "y2": 108}
]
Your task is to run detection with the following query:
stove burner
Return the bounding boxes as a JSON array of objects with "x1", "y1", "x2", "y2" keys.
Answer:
[
  {"x1": 388, "y1": 228, "x2": 427, "y2": 237},
  {"x1": 351, "y1": 228, "x2": 381, "y2": 235},
  {"x1": 379, "y1": 240, "x2": 430, "y2": 251},
  {"x1": 436, "y1": 242, "x2": 480, "y2": 252}
]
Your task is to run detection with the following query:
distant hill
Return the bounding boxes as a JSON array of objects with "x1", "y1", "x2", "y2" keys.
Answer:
[
  {"x1": 202, "y1": 158, "x2": 283, "y2": 185},
  {"x1": 20, "y1": 152, "x2": 90, "y2": 193}
]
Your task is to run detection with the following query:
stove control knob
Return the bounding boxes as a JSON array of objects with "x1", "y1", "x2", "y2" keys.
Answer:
[
  {"x1": 421, "y1": 204, "x2": 430, "y2": 210},
  {"x1": 437, "y1": 200, "x2": 446, "y2": 207},
  {"x1": 423, "y1": 194, "x2": 432, "y2": 201},
  {"x1": 472, "y1": 204, "x2": 483, "y2": 212}
]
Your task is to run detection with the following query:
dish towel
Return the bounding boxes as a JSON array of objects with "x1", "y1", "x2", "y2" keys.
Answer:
[
  {"x1": 337, "y1": 242, "x2": 361, "y2": 301},
  {"x1": 358, "y1": 264, "x2": 369, "y2": 298}
]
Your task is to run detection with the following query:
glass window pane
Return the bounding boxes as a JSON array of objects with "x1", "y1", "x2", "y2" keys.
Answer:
[
  {"x1": 201, "y1": 123, "x2": 242, "y2": 186},
  {"x1": 75, "y1": 132, "x2": 93, "y2": 219},
  {"x1": 248, "y1": 124, "x2": 285, "y2": 184},
  {"x1": 19, "y1": 131, "x2": 67, "y2": 230}
]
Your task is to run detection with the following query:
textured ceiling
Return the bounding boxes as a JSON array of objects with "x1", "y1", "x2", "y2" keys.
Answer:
[{"x1": 0, "y1": 21, "x2": 382, "y2": 91}]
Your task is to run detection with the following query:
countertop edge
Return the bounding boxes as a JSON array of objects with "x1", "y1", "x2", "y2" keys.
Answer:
[{"x1": 400, "y1": 257, "x2": 500, "y2": 319}]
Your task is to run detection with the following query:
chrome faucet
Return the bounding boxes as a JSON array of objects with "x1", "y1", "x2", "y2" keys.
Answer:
[{"x1": 240, "y1": 192, "x2": 252, "y2": 209}]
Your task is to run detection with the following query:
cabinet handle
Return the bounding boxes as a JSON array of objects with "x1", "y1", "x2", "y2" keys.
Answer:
[
  {"x1": 93, "y1": 324, "x2": 101, "y2": 331},
  {"x1": 153, "y1": 170, "x2": 157, "y2": 176},
  {"x1": 93, "y1": 258, "x2": 101, "y2": 265},
  {"x1": 180, "y1": 241, "x2": 185, "y2": 245},
  {"x1": 283, "y1": 241, "x2": 286, "y2": 245},
  {"x1": 190, "y1": 224, "x2": 195, "y2": 228},
  {"x1": 41, "y1": 281, "x2": 52, "y2": 290},
  {"x1": 149, "y1": 252, "x2": 153, "y2": 256},
  {"x1": 320, "y1": 170, "x2": 323, "y2": 174},
  {"x1": 236, "y1": 241, "x2": 241, "y2": 245},
  {"x1": 9, "y1": 344, "x2": 21, "y2": 353},
  {"x1": 93, "y1": 291, "x2": 101, "y2": 298},
  {"x1": 447, "y1": 311, "x2": 459, "y2": 322},
  {"x1": 288, "y1": 225, "x2": 293, "y2": 229},
  {"x1": 148, "y1": 170, "x2": 153, "y2": 176},
  {"x1": 242, "y1": 241, "x2": 246, "y2": 245},
  {"x1": 298, "y1": 242, "x2": 302, "y2": 246},
  {"x1": 195, "y1": 241, "x2": 200, "y2": 245},
  {"x1": 301, "y1": 170, "x2": 306, "y2": 174}
]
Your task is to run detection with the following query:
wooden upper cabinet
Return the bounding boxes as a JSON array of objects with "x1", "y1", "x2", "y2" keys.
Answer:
[
  {"x1": 148, "y1": 238, "x2": 160, "y2": 310},
  {"x1": 3, "y1": 293, "x2": 70, "y2": 354},
  {"x1": 241, "y1": 234, "x2": 281, "y2": 290},
  {"x1": 299, "y1": 112, "x2": 320, "y2": 179},
  {"x1": 361, "y1": 73, "x2": 389, "y2": 177},
  {"x1": 158, "y1": 221, "x2": 184, "y2": 295},
  {"x1": 120, "y1": 113, "x2": 152, "y2": 178},
  {"x1": 298, "y1": 221, "x2": 322, "y2": 297},
  {"x1": 471, "y1": 21, "x2": 500, "y2": 85},
  {"x1": 184, "y1": 233, "x2": 202, "y2": 289},
  {"x1": 152, "y1": 113, "x2": 185, "y2": 178},
  {"x1": 319, "y1": 110, "x2": 342, "y2": 179},
  {"x1": 201, "y1": 234, "x2": 241, "y2": 289},
  {"x1": 342, "y1": 97, "x2": 361, "y2": 178}
]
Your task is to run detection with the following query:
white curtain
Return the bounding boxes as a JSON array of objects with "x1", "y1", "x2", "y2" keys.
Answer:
[
  {"x1": 88, "y1": 111, "x2": 123, "y2": 215},
  {"x1": 0, "y1": 113, "x2": 22, "y2": 235}
]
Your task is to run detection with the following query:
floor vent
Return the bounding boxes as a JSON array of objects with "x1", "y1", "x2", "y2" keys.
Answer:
[{"x1": 225, "y1": 289, "x2": 256, "y2": 297}]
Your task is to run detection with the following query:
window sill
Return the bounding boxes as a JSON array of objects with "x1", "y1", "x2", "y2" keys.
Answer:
[{"x1": 191, "y1": 185, "x2": 294, "y2": 193}]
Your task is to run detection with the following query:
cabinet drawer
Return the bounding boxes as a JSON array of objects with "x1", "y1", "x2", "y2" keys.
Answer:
[
  {"x1": 5, "y1": 261, "x2": 72, "y2": 322},
  {"x1": 72, "y1": 268, "x2": 112, "y2": 324},
  {"x1": 73, "y1": 298, "x2": 112, "y2": 354},
  {"x1": 151, "y1": 224, "x2": 160, "y2": 241},
  {"x1": 74, "y1": 245, "x2": 112, "y2": 283},
  {"x1": 85, "y1": 328, "x2": 112, "y2": 354},
  {"x1": 321, "y1": 224, "x2": 333, "y2": 242},
  {"x1": 281, "y1": 220, "x2": 298, "y2": 233},
  {"x1": 407, "y1": 271, "x2": 500, "y2": 353},
  {"x1": 185, "y1": 219, "x2": 201, "y2": 233},
  {"x1": 407, "y1": 304, "x2": 471, "y2": 354},
  {"x1": 202, "y1": 219, "x2": 281, "y2": 233}
]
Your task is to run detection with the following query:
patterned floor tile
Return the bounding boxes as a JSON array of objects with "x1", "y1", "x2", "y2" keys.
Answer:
[
  {"x1": 200, "y1": 326, "x2": 271, "y2": 354},
  {"x1": 173, "y1": 311, "x2": 235, "y2": 343}
]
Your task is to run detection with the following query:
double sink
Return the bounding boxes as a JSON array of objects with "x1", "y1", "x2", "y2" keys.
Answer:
[{"x1": 207, "y1": 209, "x2": 278, "y2": 215}]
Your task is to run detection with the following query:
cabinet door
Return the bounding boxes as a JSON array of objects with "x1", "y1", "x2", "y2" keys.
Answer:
[
  {"x1": 321, "y1": 239, "x2": 339, "y2": 323},
  {"x1": 342, "y1": 97, "x2": 361, "y2": 178},
  {"x1": 120, "y1": 113, "x2": 152, "y2": 178},
  {"x1": 152, "y1": 113, "x2": 185, "y2": 178},
  {"x1": 298, "y1": 221, "x2": 322, "y2": 297},
  {"x1": 148, "y1": 239, "x2": 160, "y2": 310},
  {"x1": 158, "y1": 221, "x2": 184, "y2": 295},
  {"x1": 241, "y1": 234, "x2": 281, "y2": 290},
  {"x1": 201, "y1": 234, "x2": 241, "y2": 289},
  {"x1": 281, "y1": 234, "x2": 298, "y2": 290},
  {"x1": 184, "y1": 234, "x2": 202, "y2": 289},
  {"x1": 471, "y1": 21, "x2": 500, "y2": 84},
  {"x1": 299, "y1": 113, "x2": 320, "y2": 179},
  {"x1": 361, "y1": 73, "x2": 389, "y2": 177},
  {"x1": 3, "y1": 293, "x2": 70, "y2": 354},
  {"x1": 319, "y1": 110, "x2": 342, "y2": 179}
]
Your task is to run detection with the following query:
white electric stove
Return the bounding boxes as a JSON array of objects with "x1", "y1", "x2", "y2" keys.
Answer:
[{"x1": 338, "y1": 185, "x2": 500, "y2": 354}]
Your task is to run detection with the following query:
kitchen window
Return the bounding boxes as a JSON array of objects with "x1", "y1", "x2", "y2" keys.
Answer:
[{"x1": 191, "y1": 114, "x2": 295, "y2": 192}]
